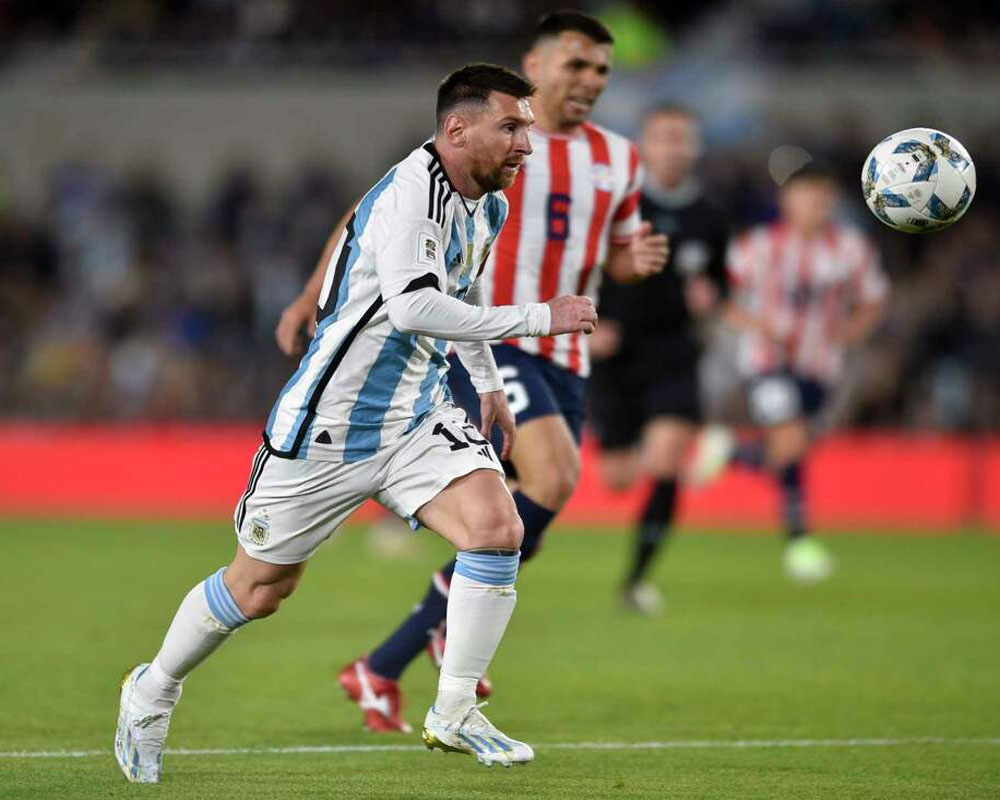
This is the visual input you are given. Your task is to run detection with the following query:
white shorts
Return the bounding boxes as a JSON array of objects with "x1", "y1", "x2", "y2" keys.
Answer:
[{"x1": 233, "y1": 403, "x2": 503, "y2": 565}]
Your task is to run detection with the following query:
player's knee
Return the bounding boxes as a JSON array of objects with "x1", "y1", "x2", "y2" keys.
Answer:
[
  {"x1": 600, "y1": 458, "x2": 635, "y2": 492},
  {"x1": 461, "y1": 506, "x2": 524, "y2": 552},
  {"x1": 235, "y1": 579, "x2": 298, "y2": 620},
  {"x1": 525, "y1": 455, "x2": 580, "y2": 508}
]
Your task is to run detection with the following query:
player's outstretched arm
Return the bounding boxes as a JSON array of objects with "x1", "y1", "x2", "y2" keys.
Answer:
[
  {"x1": 385, "y1": 286, "x2": 597, "y2": 342},
  {"x1": 604, "y1": 221, "x2": 670, "y2": 284},
  {"x1": 274, "y1": 202, "x2": 357, "y2": 356}
]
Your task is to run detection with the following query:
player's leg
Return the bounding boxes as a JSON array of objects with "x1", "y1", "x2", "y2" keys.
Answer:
[
  {"x1": 599, "y1": 447, "x2": 639, "y2": 491},
  {"x1": 117, "y1": 550, "x2": 306, "y2": 783},
  {"x1": 765, "y1": 417, "x2": 810, "y2": 539},
  {"x1": 116, "y1": 449, "x2": 365, "y2": 782},
  {"x1": 414, "y1": 469, "x2": 532, "y2": 766},
  {"x1": 353, "y1": 353, "x2": 498, "y2": 709},
  {"x1": 377, "y1": 407, "x2": 532, "y2": 765},
  {"x1": 762, "y1": 377, "x2": 833, "y2": 582},
  {"x1": 504, "y1": 349, "x2": 587, "y2": 561},
  {"x1": 351, "y1": 348, "x2": 567, "y2": 709},
  {"x1": 622, "y1": 417, "x2": 695, "y2": 611}
]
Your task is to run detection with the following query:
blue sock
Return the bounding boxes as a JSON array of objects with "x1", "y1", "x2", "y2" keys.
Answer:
[
  {"x1": 367, "y1": 560, "x2": 456, "y2": 680},
  {"x1": 779, "y1": 461, "x2": 807, "y2": 540},
  {"x1": 365, "y1": 491, "x2": 555, "y2": 680}
]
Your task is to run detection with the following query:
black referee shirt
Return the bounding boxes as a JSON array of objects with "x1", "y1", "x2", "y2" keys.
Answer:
[{"x1": 596, "y1": 181, "x2": 729, "y2": 378}]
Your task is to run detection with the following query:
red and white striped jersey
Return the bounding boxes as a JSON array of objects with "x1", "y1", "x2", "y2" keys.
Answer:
[
  {"x1": 480, "y1": 122, "x2": 642, "y2": 376},
  {"x1": 727, "y1": 222, "x2": 888, "y2": 383}
]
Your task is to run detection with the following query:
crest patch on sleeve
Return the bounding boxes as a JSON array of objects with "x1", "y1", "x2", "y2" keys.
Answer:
[{"x1": 417, "y1": 233, "x2": 439, "y2": 266}]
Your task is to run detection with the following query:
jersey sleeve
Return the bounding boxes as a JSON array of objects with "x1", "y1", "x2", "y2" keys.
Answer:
[
  {"x1": 450, "y1": 282, "x2": 504, "y2": 393},
  {"x1": 371, "y1": 179, "x2": 448, "y2": 301},
  {"x1": 610, "y1": 142, "x2": 643, "y2": 242}
]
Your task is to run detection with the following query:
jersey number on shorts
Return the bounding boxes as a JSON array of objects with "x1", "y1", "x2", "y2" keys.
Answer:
[
  {"x1": 497, "y1": 365, "x2": 529, "y2": 417},
  {"x1": 432, "y1": 421, "x2": 491, "y2": 456},
  {"x1": 546, "y1": 193, "x2": 571, "y2": 242}
]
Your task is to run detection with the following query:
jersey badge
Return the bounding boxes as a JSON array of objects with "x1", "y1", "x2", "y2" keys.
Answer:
[
  {"x1": 248, "y1": 512, "x2": 270, "y2": 547},
  {"x1": 417, "y1": 233, "x2": 439, "y2": 266}
]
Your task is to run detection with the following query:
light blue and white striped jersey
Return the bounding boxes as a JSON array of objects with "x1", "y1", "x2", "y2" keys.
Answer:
[{"x1": 264, "y1": 142, "x2": 508, "y2": 462}]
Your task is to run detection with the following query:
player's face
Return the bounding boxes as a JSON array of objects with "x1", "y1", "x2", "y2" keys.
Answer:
[
  {"x1": 524, "y1": 31, "x2": 612, "y2": 129},
  {"x1": 640, "y1": 113, "x2": 702, "y2": 188},
  {"x1": 780, "y1": 179, "x2": 838, "y2": 233},
  {"x1": 467, "y1": 93, "x2": 534, "y2": 193}
]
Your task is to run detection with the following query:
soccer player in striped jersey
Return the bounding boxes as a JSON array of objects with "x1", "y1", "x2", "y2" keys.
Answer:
[
  {"x1": 336, "y1": 11, "x2": 665, "y2": 731},
  {"x1": 276, "y1": 11, "x2": 667, "y2": 733},
  {"x1": 691, "y1": 163, "x2": 888, "y2": 582},
  {"x1": 114, "y1": 64, "x2": 602, "y2": 781}
]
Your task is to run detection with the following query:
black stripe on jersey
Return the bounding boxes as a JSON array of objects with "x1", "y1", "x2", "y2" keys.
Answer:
[
  {"x1": 428, "y1": 164, "x2": 442, "y2": 224},
  {"x1": 424, "y1": 142, "x2": 456, "y2": 227},
  {"x1": 236, "y1": 446, "x2": 271, "y2": 531},
  {"x1": 436, "y1": 174, "x2": 451, "y2": 227},
  {"x1": 263, "y1": 294, "x2": 386, "y2": 460},
  {"x1": 402, "y1": 273, "x2": 440, "y2": 293},
  {"x1": 317, "y1": 212, "x2": 357, "y2": 325}
]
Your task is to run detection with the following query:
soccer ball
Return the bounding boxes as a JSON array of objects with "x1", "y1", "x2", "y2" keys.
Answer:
[{"x1": 861, "y1": 128, "x2": 976, "y2": 233}]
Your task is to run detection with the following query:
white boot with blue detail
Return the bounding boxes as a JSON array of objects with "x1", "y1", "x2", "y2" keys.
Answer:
[
  {"x1": 421, "y1": 549, "x2": 533, "y2": 766},
  {"x1": 114, "y1": 567, "x2": 248, "y2": 783}
]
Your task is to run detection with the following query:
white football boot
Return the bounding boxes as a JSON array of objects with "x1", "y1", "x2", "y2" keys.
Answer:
[
  {"x1": 784, "y1": 538, "x2": 835, "y2": 584},
  {"x1": 687, "y1": 424, "x2": 735, "y2": 487},
  {"x1": 622, "y1": 582, "x2": 664, "y2": 615},
  {"x1": 422, "y1": 702, "x2": 533, "y2": 767},
  {"x1": 114, "y1": 664, "x2": 178, "y2": 783}
]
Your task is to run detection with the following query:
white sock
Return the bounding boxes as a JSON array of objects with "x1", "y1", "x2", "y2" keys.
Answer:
[
  {"x1": 136, "y1": 568, "x2": 249, "y2": 709},
  {"x1": 435, "y1": 551, "x2": 519, "y2": 718}
]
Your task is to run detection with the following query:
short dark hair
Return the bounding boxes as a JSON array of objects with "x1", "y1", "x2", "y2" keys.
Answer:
[
  {"x1": 783, "y1": 162, "x2": 836, "y2": 187},
  {"x1": 534, "y1": 10, "x2": 614, "y2": 46},
  {"x1": 436, "y1": 63, "x2": 535, "y2": 130},
  {"x1": 640, "y1": 102, "x2": 699, "y2": 129}
]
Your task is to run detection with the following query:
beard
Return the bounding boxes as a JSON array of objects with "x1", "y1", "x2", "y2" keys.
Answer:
[{"x1": 471, "y1": 161, "x2": 513, "y2": 194}]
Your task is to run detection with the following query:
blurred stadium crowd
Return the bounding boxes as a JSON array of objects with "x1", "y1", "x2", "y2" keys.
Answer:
[
  {"x1": 2, "y1": 1, "x2": 999, "y2": 430},
  {"x1": 2, "y1": 1, "x2": 997, "y2": 66},
  {"x1": 4, "y1": 144, "x2": 999, "y2": 430}
]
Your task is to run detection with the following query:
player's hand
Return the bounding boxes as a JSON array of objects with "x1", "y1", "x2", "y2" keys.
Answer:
[
  {"x1": 589, "y1": 318, "x2": 623, "y2": 361},
  {"x1": 629, "y1": 221, "x2": 669, "y2": 279},
  {"x1": 275, "y1": 294, "x2": 318, "y2": 357},
  {"x1": 479, "y1": 390, "x2": 516, "y2": 460},
  {"x1": 547, "y1": 295, "x2": 598, "y2": 336}
]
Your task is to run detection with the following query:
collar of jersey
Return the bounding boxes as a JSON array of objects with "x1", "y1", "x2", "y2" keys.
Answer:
[{"x1": 424, "y1": 141, "x2": 480, "y2": 217}]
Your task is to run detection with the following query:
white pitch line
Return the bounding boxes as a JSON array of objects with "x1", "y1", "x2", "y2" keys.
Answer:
[{"x1": 2, "y1": 737, "x2": 999, "y2": 760}]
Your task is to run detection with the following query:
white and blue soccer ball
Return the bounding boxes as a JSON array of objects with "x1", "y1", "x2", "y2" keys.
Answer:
[{"x1": 861, "y1": 128, "x2": 976, "y2": 234}]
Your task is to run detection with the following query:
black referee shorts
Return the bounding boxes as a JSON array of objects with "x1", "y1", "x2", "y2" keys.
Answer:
[{"x1": 588, "y1": 361, "x2": 702, "y2": 451}]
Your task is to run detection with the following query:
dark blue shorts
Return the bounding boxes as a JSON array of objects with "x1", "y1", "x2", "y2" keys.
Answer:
[
  {"x1": 446, "y1": 343, "x2": 587, "y2": 455},
  {"x1": 747, "y1": 370, "x2": 828, "y2": 427}
]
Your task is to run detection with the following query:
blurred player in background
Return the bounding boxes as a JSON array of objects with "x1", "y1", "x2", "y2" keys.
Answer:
[
  {"x1": 277, "y1": 10, "x2": 668, "y2": 732},
  {"x1": 114, "y1": 64, "x2": 604, "y2": 780},
  {"x1": 692, "y1": 163, "x2": 888, "y2": 582},
  {"x1": 588, "y1": 104, "x2": 729, "y2": 614}
]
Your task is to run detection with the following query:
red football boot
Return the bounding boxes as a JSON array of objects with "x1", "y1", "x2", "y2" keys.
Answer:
[
  {"x1": 425, "y1": 622, "x2": 493, "y2": 699},
  {"x1": 337, "y1": 657, "x2": 412, "y2": 733}
]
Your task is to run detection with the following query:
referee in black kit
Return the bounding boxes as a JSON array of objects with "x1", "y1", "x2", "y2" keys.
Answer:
[{"x1": 588, "y1": 104, "x2": 729, "y2": 614}]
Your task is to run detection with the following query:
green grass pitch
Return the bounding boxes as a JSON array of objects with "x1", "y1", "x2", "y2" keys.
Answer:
[{"x1": 2, "y1": 518, "x2": 999, "y2": 798}]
